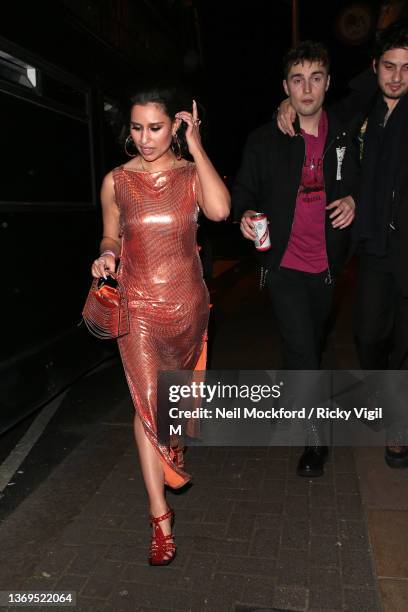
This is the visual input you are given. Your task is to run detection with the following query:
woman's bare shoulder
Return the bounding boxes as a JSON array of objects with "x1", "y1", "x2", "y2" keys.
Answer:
[{"x1": 101, "y1": 170, "x2": 117, "y2": 201}]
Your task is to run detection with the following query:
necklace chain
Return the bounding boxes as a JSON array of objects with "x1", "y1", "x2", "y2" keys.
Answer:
[{"x1": 139, "y1": 155, "x2": 176, "y2": 173}]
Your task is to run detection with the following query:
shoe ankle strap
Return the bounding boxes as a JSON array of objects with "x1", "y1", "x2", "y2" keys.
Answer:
[{"x1": 150, "y1": 507, "x2": 173, "y2": 525}]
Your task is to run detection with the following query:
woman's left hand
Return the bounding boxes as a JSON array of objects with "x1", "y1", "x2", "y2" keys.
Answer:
[{"x1": 175, "y1": 100, "x2": 203, "y2": 157}]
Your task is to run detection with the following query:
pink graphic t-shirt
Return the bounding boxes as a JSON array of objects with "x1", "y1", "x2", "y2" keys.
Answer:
[{"x1": 280, "y1": 110, "x2": 328, "y2": 273}]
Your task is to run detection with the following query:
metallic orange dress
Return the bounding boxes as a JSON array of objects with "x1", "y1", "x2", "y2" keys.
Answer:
[{"x1": 113, "y1": 163, "x2": 209, "y2": 488}]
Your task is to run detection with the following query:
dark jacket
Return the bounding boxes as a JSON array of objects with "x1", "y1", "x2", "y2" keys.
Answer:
[
  {"x1": 389, "y1": 115, "x2": 408, "y2": 296},
  {"x1": 232, "y1": 109, "x2": 360, "y2": 276},
  {"x1": 332, "y1": 68, "x2": 378, "y2": 130},
  {"x1": 336, "y1": 69, "x2": 408, "y2": 295}
]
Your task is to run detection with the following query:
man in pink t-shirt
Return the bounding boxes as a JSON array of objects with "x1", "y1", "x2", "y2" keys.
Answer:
[
  {"x1": 280, "y1": 109, "x2": 328, "y2": 273},
  {"x1": 235, "y1": 41, "x2": 359, "y2": 477}
]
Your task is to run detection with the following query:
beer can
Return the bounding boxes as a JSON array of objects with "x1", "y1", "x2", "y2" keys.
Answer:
[{"x1": 251, "y1": 213, "x2": 271, "y2": 251}]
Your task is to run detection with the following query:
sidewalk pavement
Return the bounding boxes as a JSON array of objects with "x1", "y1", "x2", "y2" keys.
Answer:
[{"x1": 0, "y1": 384, "x2": 381, "y2": 612}]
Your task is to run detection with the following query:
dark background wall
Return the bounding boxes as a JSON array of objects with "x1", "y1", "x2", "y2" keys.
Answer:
[{"x1": 197, "y1": 0, "x2": 386, "y2": 173}]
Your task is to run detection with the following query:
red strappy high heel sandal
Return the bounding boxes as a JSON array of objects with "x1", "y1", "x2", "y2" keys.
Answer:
[{"x1": 149, "y1": 507, "x2": 176, "y2": 566}]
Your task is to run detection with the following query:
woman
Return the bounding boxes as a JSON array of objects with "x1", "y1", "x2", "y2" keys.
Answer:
[{"x1": 91, "y1": 86, "x2": 230, "y2": 566}]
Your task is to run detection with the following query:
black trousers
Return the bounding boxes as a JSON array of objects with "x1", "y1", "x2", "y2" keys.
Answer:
[
  {"x1": 354, "y1": 253, "x2": 408, "y2": 369},
  {"x1": 266, "y1": 267, "x2": 334, "y2": 369}
]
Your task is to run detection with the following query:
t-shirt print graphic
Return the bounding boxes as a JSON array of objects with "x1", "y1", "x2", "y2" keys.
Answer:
[{"x1": 299, "y1": 156, "x2": 324, "y2": 203}]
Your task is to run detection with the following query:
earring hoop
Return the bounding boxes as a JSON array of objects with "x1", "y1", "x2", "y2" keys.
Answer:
[
  {"x1": 172, "y1": 133, "x2": 182, "y2": 160},
  {"x1": 124, "y1": 135, "x2": 136, "y2": 157}
]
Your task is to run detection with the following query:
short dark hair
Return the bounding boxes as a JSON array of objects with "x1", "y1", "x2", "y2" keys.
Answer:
[
  {"x1": 283, "y1": 40, "x2": 330, "y2": 79},
  {"x1": 374, "y1": 19, "x2": 408, "y2": 62}
]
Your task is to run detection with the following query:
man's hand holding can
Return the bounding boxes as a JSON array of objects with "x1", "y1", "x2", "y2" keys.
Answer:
[{"x1": 240, "y1": 210, "x2": 271, "y2": 251}]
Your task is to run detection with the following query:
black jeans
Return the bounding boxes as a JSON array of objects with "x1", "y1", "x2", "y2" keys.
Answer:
[
  {"x1": 354, "y1": 253, "x2": 408, "y2": 369},
  {"x1": 267, "y1": 267, "x2": 334, "y2": 369}
]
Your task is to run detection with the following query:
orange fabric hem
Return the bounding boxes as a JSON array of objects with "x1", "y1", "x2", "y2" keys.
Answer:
[
  {"x1": 162, "y1": 460, "x2": 190, "y2": 489},
  {"x1": 161, "y1": 338, "x2": 207, "y2": 489}
]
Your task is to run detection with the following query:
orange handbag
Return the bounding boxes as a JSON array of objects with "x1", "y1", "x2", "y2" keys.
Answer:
[{"x1": 82, "y1": 276, "x2": 129, "y2": 340}]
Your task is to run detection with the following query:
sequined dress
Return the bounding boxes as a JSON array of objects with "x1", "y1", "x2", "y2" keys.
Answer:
[{"x1": 113, "y1": 163, "x2": 209, "y2": 488}]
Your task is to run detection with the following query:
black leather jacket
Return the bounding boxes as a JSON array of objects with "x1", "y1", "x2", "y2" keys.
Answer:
[{"x1": 233, "y1": 109, "x2": 360, "y2": 276}]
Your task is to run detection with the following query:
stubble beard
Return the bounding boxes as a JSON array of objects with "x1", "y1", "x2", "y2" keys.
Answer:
[{"x1": 381, "y1": 83, "x2": 408, "y2": 100}]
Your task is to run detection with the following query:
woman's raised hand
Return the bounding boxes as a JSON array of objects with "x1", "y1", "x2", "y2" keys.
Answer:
[{"x1": 175, "y1": 99, "x2": 203, "y2": 157}]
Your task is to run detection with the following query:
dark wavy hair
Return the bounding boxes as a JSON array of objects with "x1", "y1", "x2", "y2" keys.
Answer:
[
  {"x1": 283, "y1": 40, "x2": 330, "y2": 79},
  {"x1": 374, "y1": 19, "x2": 408, "y2": 62},
  {"x1": 127, "y1": 84, "x2": 190, "y2": 158}
]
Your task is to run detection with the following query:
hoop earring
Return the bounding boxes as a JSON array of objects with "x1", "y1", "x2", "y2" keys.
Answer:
[
  {"x1": 172, "y1": 133, "x2": 182, "y2": 160},
  {"x1": 124, "y1": 135, "x2": 136, "y2": 158}
]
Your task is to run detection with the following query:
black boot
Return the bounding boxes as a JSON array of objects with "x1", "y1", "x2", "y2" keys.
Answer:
[
  {"x1": 385, "y1": 446, "x2": 408, "y2": 468},
  {"x1": 297, "y1": 445, "x2": 329, "y2": 477},
  {"x1": 297, "y1": 422, "x2": 328, "y2": 477},
  {"x1": 385, "y1": 423, "x2": 408, "y2": 469}
]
